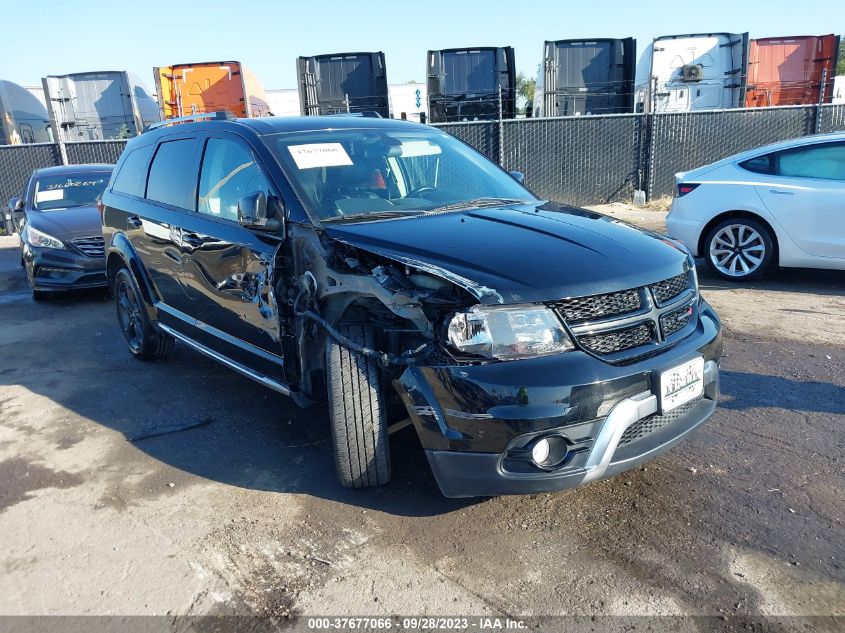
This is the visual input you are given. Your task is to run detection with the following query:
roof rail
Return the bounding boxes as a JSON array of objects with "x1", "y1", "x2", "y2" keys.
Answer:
[
  {"x1": 325, "y1": 111, "x2": 383, "y2": 118},
  {"x1": 144, "y1": 110, "x2": 236, "y2": 132}
]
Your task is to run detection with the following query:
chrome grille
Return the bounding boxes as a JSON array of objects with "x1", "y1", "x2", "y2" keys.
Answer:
[
  {"x1": 555, "y1": 289, "x2": 641, "y2": 323},
  {"x1": 71, "y1": 236, "x2": 105, "y2": 258},
  {"x1": 659, "y1": 305, "x2": 693, "y2": 338},
  {"x1": 650, "y1": 273, "x2": 688, "y2": 306},
  {"x1": 579, "y1": 323, "x2": 653, "y2": 355},
  {"x1": 618, "y1": 396, "x2": 703, "y2": 446}
]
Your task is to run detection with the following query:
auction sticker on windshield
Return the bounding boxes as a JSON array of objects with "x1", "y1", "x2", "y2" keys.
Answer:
[
  {"x1": 660, "y1": 356, "x2": 704, "y2": 413},
  {"x1": 288, "y1": 143, "x2": 353, "y2": 169}
]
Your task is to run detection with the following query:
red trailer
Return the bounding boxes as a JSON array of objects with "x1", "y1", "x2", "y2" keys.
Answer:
[{"x1": 745, "y1": 35, "x2": 840, "y2": 107}]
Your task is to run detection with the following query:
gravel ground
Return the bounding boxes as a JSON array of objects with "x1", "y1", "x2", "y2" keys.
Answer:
[{"x1": 0, "y1": 214, "x2": 842, "y2": 630}]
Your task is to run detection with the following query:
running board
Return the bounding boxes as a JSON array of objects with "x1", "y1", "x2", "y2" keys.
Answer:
[{"x1": 157, "y1": 323, "x2": 292, "y2": 397}]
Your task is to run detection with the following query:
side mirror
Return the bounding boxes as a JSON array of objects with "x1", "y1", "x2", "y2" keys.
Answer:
[
  {"x1": 6, "y1": 197, "x2": 23, "y2": 234},
  {"x1": 237, "y1": 191, "x2": 282, "y2": 234},
  {"x1": 509, "y1": 171, "x2": 525, "y2": 185}
]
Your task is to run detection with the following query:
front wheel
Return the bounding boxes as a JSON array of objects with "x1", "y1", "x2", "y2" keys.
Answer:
[
  {"x1": 704, "y1": 218, "x2": 774, "y2": 281},
  {"x1": 113, "y1": 268, "x2": 173, "y2": 361},
  {"x1": 325, "y1": 324, "x2": 391, "y2": 489}
]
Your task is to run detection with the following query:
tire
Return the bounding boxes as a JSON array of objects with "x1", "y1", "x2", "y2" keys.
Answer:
[
  {"x1": 113, "y1": 267, "x2": 173, "y2": 361},
  {"x1": 31, "y1": 289, "x2": 50, "y2": 301},
  {"x1": 325, "y1": 324, "x2": 391, "y2": 489},
  {"x1": 704, "y1": 217, "x2": 775, "y2": 281}
]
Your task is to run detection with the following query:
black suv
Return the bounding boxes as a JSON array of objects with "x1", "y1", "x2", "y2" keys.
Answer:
[{"x1": 101, "y1": 113, "x2": 722, "y2": 498}]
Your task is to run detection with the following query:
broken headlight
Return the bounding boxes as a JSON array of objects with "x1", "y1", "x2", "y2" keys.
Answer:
[{"x1": 447, "y1": 305, "x2": 575, "y2": 361}]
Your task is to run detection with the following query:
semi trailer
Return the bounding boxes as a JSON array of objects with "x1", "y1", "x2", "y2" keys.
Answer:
[
  {"x1": 427, "y1": 47, "x2": 516, "y2": 122},
  {"x1": 535, "y1": 38, "x2": 636, "y2": 117}
]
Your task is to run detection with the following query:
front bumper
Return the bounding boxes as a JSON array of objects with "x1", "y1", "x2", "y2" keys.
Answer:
[
  {"x1": 24, "y1": 245, "x2": 107, "y2": 291},
  {"x1": 395, "y1": 301, "x2": 722, "y2": 497}
]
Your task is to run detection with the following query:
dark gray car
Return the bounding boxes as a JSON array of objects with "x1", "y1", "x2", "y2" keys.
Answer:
[{"x1": 11, "y1": 164, "x2": 112, "y2": 299}]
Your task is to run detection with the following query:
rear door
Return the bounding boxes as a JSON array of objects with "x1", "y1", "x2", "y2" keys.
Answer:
[
  {"x1": 753, "y1": 141, "x2": 845, "y2": 258},
  {"x1": 114, "y1": 135, "x2": 201, "y2": 324},
  {"x1": 180, "y1": 132, "x2": 285, "y2": 380}
]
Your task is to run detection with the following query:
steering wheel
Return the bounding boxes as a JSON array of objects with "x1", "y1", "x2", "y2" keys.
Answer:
[{"x1": 406, "y1": 186, "x2": 437, "y2": 198}]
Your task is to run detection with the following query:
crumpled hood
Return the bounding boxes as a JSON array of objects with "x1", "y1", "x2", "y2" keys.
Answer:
[
  {"x1": 324, "y1": 202, "x2": 689, "y2": 303},
  {"x1": 27, "y1": 205, "x2": 103, "y2": 241}
]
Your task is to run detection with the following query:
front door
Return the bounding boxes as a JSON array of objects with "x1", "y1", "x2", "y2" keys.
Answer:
[{"x1": 180, "y1": 134, "x2": 285, "y2": 380}]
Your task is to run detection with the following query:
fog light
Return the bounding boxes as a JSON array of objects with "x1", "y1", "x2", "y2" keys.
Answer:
[{"x1": 531, "y1": 438, "x2": 551, "y2": 465}]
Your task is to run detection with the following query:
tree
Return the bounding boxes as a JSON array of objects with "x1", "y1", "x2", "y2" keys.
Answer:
[
  {"x1": 515, "y1": 72, "x2": 536, "y2": 115},
  {"x1": 838, "y1": 38, "x2": 845, "y2": 76}
]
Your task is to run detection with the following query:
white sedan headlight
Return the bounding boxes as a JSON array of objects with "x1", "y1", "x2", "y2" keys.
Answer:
[
  {"x1": 447, "y1": 305, "x2": 575, "y2": 361},
  {"x1": 26, "y1": 227, "x2": 65, "y2": 250}
]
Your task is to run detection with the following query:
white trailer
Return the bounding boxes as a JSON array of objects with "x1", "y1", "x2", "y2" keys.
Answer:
[
  {"x1": 265, "y1": 89, "x2": 301, "y2": 117},
  {"x1": 388, "y1": 83, "x2": 428, "y2": 122},
  {"x1": 43, "y1": 71, "x2": 160, "y2": 142},
  {"x1": 0, "y1": 80, "x2": 52, "y2": 144},
  {"x1": 834, "y1": 76, "x2": 845, "y2": 104},
  {"x1": 635, "y1": 33, "x2": 749, "y2": 112}
]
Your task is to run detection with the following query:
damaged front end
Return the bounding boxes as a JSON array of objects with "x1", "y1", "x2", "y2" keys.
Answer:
[{"x1": 280, "y1": 224, "x2": 482, "y2": 406}]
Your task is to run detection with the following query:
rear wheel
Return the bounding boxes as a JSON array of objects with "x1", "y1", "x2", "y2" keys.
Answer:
[
  {"x1": 113, "y1": 268, "x2": 173, "y2": 361},
  {"x1": 325, "y1": 324, "x2": 391, "y2": 489},
  {"x1": 704, "y1": 218, "x2": 774, "y2": 281}
]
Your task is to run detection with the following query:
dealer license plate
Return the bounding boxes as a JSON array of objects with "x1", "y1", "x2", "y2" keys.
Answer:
[{"x1": 660, "y1": 356, "x2": 704, "y2": 413}]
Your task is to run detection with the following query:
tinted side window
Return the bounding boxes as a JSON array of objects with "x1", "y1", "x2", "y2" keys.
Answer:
[
  {"x1": 112, "y1": 144, "x2": 154, "y2": 197},
  {"x1": 146, "y1": 139, "x2": 199, "y2": 208},
  {"x1": 775, "y1": 143, "x2": 845, "y2": 181},
  {"x1": 739, "y1": 154, "x2": 773, "y2": 175},
  {"x1": 197, "y1": 139, "x2": 271, "y2": 222}
]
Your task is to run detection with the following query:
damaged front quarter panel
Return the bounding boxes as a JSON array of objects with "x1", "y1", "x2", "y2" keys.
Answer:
[{"x1": 284, "y1": 224, "x2": 480, "y2": 398}]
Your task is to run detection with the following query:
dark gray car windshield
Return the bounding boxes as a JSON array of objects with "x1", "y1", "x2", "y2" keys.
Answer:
[
  {"x1": 32, "y1": 172, "x2": 111, "y2": 211},
  {"x1": 268, "y1": 129, "x2": 534, "y2": 222}
]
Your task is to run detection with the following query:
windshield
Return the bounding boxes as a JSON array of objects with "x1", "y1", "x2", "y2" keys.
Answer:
[
  {"x1": 32, "y1": 172, "x2": 111, "y2": 211},
  {"x1": 268, "y1": 129, "x2": 534, "y2": 222}
]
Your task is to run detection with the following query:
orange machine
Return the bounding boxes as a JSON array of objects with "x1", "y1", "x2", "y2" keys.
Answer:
[
  {"x1": 745, "y1": 35, "x2": 840, "y2": 107},
  {"x1": 154, "y1": 61, "x2": 271, "y2": 119}
]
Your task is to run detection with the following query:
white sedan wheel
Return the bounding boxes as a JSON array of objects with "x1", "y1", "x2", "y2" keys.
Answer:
[{"x1": 708, "y1": 223, "x2": 766, "y2": 278}]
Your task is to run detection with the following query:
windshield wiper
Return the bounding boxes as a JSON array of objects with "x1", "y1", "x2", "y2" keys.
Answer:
[
  {"x1": 422, "y1": 197, "x2": 532, "y2": 216},
  {"x1": 322, "y1": 209, "x2": 426, "y2": 224}
]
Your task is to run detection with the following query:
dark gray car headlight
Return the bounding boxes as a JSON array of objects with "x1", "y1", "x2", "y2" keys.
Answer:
[
  {"x1": 26, "y1": 227, "x2": 65, "y2": 250},
  {"x1": 447, "y1": 305, "x2": 575, "y2": 361}
]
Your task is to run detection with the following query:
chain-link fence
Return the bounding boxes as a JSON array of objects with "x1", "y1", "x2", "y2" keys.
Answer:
[
  {"x1": 646, "y1": 105, "x2": 820, "y2": 198},
  {"x1": 433, "y1": 121, "x2": 500, "y2": 163},
  {"x1": 2, "y1": 104, "x2": 845, "y2": 221},
  {"x1": 433, "y1": 103, "x2": 845, "y2": 204},
  {"x1": 0, "y1": 141, "x2": 128, "y2": 225},
  {"x1": 0, "y1": 144, "x2": 63, "y2": 219},
  {"x1": 64, "y1": 140, "x2": 128, "y2": 166},
  {"x1": 500, "y1": 114, "x2": 644, "y2": 205}
]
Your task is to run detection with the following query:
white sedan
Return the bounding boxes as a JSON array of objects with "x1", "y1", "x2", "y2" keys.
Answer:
[{"x1": 666, "y1": 132, "x2": 845, "y2": 281}]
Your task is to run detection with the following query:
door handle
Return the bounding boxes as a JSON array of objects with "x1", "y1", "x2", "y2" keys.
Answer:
[
  {"x1": 127, "y1": 215, "x2": 143, "y2": 228},
  {"x1": 769, "y1": 189, "x2": 794, "y2": 195},
  {"x1": 181, "y1": 232, "x2": 204, "y2": 248}
]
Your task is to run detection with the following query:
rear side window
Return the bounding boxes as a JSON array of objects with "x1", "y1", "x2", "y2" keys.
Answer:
[
  {"x1": 775, "y1": 143, "x2": 845, "y2": 181},
  {"x1": 111, "y1": 144, "x2": 154, "y2": 197},
  {"x1": 146, "y1": 139, "x2": 199, "y2": 209},
  {"x1": 739, "y1": 154, "x2": 773, "y2": 175}
]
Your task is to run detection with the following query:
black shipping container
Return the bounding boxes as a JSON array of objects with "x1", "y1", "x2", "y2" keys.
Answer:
[
  {"x1": 427, "y1": 47, "x2": 516, "y2": 122},
  {"x1": 297, "y1": 52, "x2": 389, "y2": 117},
  {"x1": 539, "y1": 38, "x2": 636, "y2": 116}
]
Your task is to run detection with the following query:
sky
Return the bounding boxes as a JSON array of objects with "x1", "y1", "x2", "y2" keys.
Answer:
[{"x1": 3, "y1": 0, "x2": 843, "y2": 90}]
